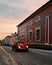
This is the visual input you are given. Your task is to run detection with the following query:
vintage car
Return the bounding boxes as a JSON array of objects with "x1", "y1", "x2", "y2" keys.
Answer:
[{"x1": 12, "y1": 41, "x2": 28, "y2": 51}]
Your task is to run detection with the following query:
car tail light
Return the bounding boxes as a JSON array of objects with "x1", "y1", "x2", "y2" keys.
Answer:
[
  {"x1": 26, "y1": 45, "x2": 28, "y2": 48},
  {"x1": 18, "y1": 46, "x2": 21, "y2": 48}
]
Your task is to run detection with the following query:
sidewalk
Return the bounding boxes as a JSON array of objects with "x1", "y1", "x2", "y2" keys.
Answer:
[
  {"x1": 0, "y1": 47, "x2": 18, "y2": 65},
  {"x1": 29, "y1": 48, "x2": 52, "y2": 56}
]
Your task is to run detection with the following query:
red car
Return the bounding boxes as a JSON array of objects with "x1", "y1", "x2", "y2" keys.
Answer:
[{"x1": 12, "y1": 41, "x2": 28, "y2": 51}]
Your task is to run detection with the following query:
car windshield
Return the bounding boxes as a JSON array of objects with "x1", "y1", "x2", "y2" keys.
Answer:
[{"x1": 15, "y1": 41, "x2": 24, "y2": 44}]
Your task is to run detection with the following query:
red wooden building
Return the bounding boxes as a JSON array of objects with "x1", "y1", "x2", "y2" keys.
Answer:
[{"x1": 17, "y1": 1, "x2": 52, "y2": 45}]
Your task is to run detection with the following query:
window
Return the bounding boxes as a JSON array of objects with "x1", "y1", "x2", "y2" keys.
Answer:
[
  {"x1": 19, "y1": 25, "x2": 26, "y2": 30},
  {"x1": 35, "y1": 27, "x2": 40, "y2": 41},
  {"x1": 21, "y1": 32, "x2": 24, "y2": 40},
  {"x1": 29, "y1": 20, "x2": 33, "y2": 25},
  {"x1": 35, "y1": 16, "x2": 41, "y2": 22},
  {"x1": 29, "y1": 30, "x2": 33, "y2": 41}
]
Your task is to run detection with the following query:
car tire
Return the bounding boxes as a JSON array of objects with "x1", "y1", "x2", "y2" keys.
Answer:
[
  {"x1": 25, "y1": 49, "x2": 28, "y2": 52},
  {"x1": 12, "y1": 47, "x2": 14, "y2": 51}
]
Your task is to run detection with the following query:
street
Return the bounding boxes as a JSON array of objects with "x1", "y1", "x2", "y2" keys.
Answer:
[
  {"x1": 0, "y1": 46, "x2": 18, "y2": 65},
  {"x1": 0, "y1": 46, "x2": 52, "y2": 65}
]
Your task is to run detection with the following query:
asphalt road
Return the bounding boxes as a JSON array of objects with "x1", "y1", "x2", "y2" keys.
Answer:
[
  {"x1": 0, "y1": 49, "x2": 6, "y2": 65},
  {"x1": 0, "y1": 46, "x2": 18, "y2": 65},
  {"x1": 1, "y1": 46, "x2": 52, "y2": 65}
]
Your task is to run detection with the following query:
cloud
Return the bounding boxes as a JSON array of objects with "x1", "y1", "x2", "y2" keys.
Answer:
[
  {"x1": 0, "y1": 0, "x2": 49, "y2": 20},
  {"x1": 0, "y1": 0, "x2": 49, "y2": 39},
  {"x1": 0, "y1": 1, "x2": 30, "y2": 20}
]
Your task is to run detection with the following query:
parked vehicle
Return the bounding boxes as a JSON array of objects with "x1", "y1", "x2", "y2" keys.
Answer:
[{"x1": 12, "y1": 41, "x2": 28, "y2": 51}]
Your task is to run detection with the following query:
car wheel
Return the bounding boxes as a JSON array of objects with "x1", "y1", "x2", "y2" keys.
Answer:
[
  {"x1": 12, "y1": 47, "x2": 14, "y2": 51},
  {"x1": 25, "y1": 49, "x2": 28, "y2": 52}
]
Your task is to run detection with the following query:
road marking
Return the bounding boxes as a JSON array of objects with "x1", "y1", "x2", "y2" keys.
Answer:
[{"x1": 0, "y1": 46, "x2": 18, "y2": 65}]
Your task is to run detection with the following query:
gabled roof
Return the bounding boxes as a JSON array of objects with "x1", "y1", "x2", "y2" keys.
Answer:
[{"x1": 17, "y1": 0, "x2": 52, "y2": 27}]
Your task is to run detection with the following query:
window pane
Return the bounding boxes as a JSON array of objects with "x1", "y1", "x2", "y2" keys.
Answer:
[
  {"x1": 29, "y1": 32, "x2": 33, "y2": 41},
  {"x1": 36, "y1": 28, "x2": 40, "y2": 40}
]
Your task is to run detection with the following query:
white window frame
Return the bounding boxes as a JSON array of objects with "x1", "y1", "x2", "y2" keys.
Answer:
[
  {"x1": 35, "y1": 16, "x2": 41, "y2": 22},
  {"x1": 21, "y1": 32, "x2": 24, "y2": 40},
  {"x1": 29, "y1": 30, "x2": 33, "y2": 41},
  {"x1": 29, "y1": 20, "x2": 33, "y2": 25},
  {"x1": 35, "y1": 27, "x2": 41, "y2": 41}
]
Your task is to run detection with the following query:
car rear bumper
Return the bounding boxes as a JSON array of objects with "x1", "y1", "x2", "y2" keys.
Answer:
[
  {"x1": 16, "y1": 48, "x2": 28, "y2": 51},
  {"x1": 12, "y1": 46, "x2": 28, "y2": 51}
]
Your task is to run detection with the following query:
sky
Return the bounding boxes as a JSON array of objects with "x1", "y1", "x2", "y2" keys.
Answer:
[{"x1": 0, "y1": 0, "x2": 49, "y2": 40}]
